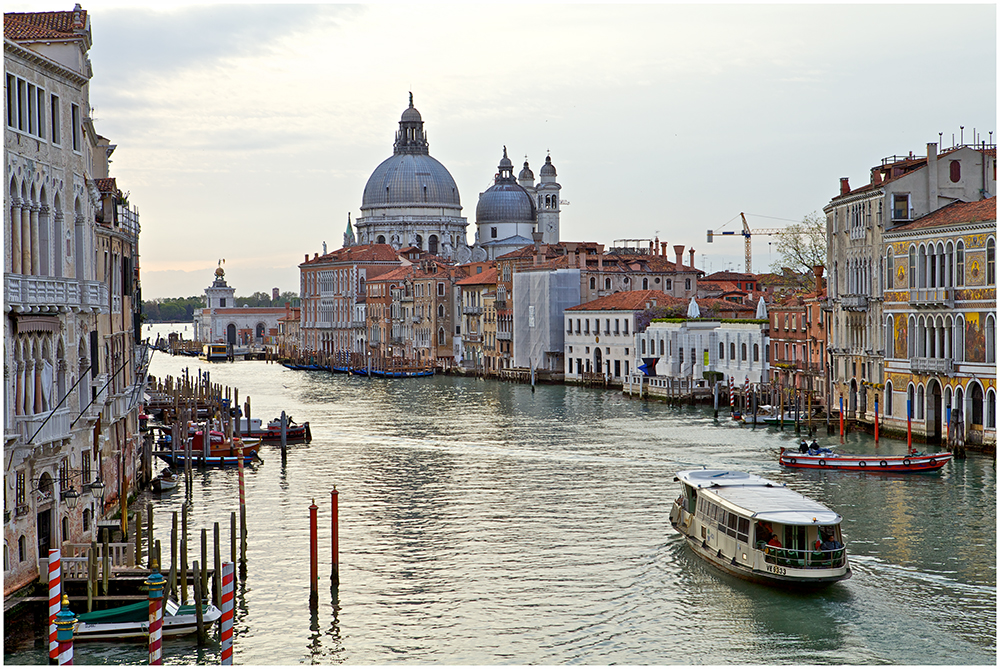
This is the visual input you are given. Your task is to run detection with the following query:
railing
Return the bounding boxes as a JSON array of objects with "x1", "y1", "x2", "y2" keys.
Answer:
[
  {"x1": 463, "y1": 305, "x2": 483, "y2": 315},
  {"x1": 4, "y1": 275, "x2": 108, "y2": 313},
  {"x1": 464, "y1": 333, "x2": 483, "y2": 343},
  {"x1": 909, "y1": 288, "x2": 955, "y2": 308},
  {"x1": 762, "y1": 544, "x2": 845, "y2": 569},
  {"x1": 15, "y1": 406, "x2": 71, "y2": 445},
  {"x1": 841, "y1": 295, "x2": 868, "y2": 310},
  {"x1": 496, "y1": 331, "x2": 512, "y2": 341},
  {"x1": 910, "y1": 357, "x2": 954, "y2": 375}
]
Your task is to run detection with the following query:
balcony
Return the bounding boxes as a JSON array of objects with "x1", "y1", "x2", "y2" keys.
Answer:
[
  {"x1": 464, "y1": 333, "x2": 483, "y2": 343},
  {"x1": 494, "y1": 300, "x2": 507, "y2": 310},
  {"x1": 496, "y1": 331, "x2": 512, "y2": 341},
  {"x1": 841, "y1": 295, "x2": 868, "y2": 311},
  {"x1": 14, "y1": 406, "x2": 72, "y2": 446},
  {"x1": 463, "y1": 305, "x2": 483, "y2": 315},
  {"x1": 910, "y1": 357, "x2": 954, "y2": 375},
  {"x1": 350, "y1": 321, "x2": 366, "y2": 329},
  {"x1": 5, "y1": 275, "x2": 108, "y2": 314},
  {"x1": 908, "y1": 288, "x2": 955, "y2": 309}
]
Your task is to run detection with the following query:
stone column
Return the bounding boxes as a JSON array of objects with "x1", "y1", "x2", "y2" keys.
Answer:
[
  {"x1": 24, "y1": 359, "x2": 35, "y2": 416},
  {"x1": 14, "y1": 360, "x2": 24, "y2": 417},
  {"x1": 21, "y1": 205, "x2": 32, "y2": 276},
  {"x1": 34, "y1": 354, "x2": 44, "y2": 415},
  {"x1": 30, "y1": 204, "x2": 41, "y2": 275},
  {"x1": 10, "y1": 198, "x2": 22, "y2": 274}
]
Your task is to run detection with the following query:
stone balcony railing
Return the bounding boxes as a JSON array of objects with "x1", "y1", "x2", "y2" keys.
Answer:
[
  {"x1": 13, "y1": 406, "x2": 72, "y2": 446},
  {"x1": 5, "y1": 275, "x2": 108, "y2": 314},
  {"x1": 909, "y1": 288, "x2": 955, "y2": 309},
  {"x1": 910, "y1": 357, "x2": 954, "y2": 375},
  {"x1": 841, "y1": 294, "x2": 868, "y2": 311},
  {"x1": 496, "y1": 331, "x2": 512, "y2": 341},
  {"x1": 463, "y1": 305, "x2": 483, "y2": 315}
]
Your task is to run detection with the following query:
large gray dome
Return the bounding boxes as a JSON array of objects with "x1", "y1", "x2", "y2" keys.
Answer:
[
  {"x1": 362, "y1": 153, "x2": 461, "y2": 208},
  {"x1": 476, "y1": 183, "x2": 535, "y2": 223}
]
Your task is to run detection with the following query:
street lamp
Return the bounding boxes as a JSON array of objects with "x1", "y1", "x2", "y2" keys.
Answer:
[
  {"x1": 87, "y1": 478, "x2": 106, "y2": 504},
  {"x1": 62, "y1": 488, "x2": 80, "y2": 510}
]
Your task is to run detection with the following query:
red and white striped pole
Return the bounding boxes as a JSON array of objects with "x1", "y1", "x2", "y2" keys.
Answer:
[
  {"x1": 220, "y1": 562, "x2": 235, "y2": 665},
  {"x1": 48, "y1": 548, "x2": 61, "y2": 663},
  {"x1": 145, "y1": 563, "x2": 166, "y2": 665},
  {"x1": 729, "y1": 377, "x2": 735, "y2": 413},
  {"x1": 744, "y1": 376, "x2": 750, "y2": 413},
  {"x1": 54, "y1": 595, "x2": 76, "y2": 665}
]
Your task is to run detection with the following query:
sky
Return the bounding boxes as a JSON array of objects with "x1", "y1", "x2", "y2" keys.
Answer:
[{"x1": 10, "y1": 2, "x2": 998, "y2": 299}]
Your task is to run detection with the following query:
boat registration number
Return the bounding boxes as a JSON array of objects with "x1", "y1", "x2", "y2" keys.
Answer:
[{"x1": 766, "y1": 564, "x2": 787, "y2": 576}]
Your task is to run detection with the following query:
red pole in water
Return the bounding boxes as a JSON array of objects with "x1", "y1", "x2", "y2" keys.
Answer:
[
  {"x1": 839, "y1": 394, "x2": 844, "y2": 442},
  {"x1": 907, "y1": 398, "x2": 913, "y2": 453},
  {"x1": 874, "y1": 393, "x2": 879, "y2": 445},
  {"x1": 331, "y1": 487, "x2": 339, "y2": 586},
  {"x1": 309, "y1": 499, "x2": 318, "y2": 607}
]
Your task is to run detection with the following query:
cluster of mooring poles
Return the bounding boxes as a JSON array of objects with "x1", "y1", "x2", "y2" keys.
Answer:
[{"x1": 307, "y1": 489, "x2": 341, "y2": 609}]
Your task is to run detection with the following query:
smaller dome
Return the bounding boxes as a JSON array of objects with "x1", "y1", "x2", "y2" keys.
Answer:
[
  {"x1": 540, "y1": 155, "x2": 557, "y2": 177},
  {"x1": 519, "y1": 160, "x2": 534, "y2": 181},
  {"x1": 401, "y1": 92, "x2": 422, "y2": 122},
  {"x1": 498, "y1": 145, "x2": 513, "y2": 170},
  {"x1": 476, "y1": 183, "x2": 536, "y2": 223}
]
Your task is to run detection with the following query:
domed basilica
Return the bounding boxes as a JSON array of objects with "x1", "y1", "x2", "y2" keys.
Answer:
[{"x1": 348, "y1": 95, "x2": 561, "y2": 262}]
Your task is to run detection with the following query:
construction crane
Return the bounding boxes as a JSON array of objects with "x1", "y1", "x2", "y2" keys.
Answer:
[{"x1": 706, "y1": 212, "x2": 793, "y2": 274}]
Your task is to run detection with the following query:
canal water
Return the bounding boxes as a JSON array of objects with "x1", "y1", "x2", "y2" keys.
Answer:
[{"x1": 5, "y1": 324, "x2": 996, "y2": 665}]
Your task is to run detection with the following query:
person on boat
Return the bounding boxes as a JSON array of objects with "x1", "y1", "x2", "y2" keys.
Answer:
[
  {"x1": 767, "y1": 533, "x2": 782, "y2": 548},
  {"x1": 809, "y1": 439, "x2": 819, "y2": 450},
  {"x1": 818, "y1": 533, "x2": 843, "y2": 552},
  {"x1": 798, "y1": 440, "x2": 809, "y2": 453}
]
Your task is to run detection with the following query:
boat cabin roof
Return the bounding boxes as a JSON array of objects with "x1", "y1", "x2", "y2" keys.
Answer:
[{"x1": 676, "y1": 469, "x2": 842, "y2": 526}]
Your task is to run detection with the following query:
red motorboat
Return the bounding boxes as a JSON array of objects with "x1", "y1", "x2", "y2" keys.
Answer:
[
  {"x1": 779, "y1": 447, "x2": 951, "y2": 473},
  {"x1": 189, "y1": 429, "x2": 261, "y2": 458}
]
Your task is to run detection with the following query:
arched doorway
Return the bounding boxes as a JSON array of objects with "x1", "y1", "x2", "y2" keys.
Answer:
[
  {"x1": 227, "y1": 323, "x2": 237, "y2": 345},
  {"x1": 927, "y1": 378, "x2": 942, "y2": 444},
  {"x1": 428, "y1": 235, "x2": 438, "y2": 255},
  {"x1": 256, "y1": 323, "x2": 265, "y2": 341},
  {"x1": 970, "y1": 382, "x2": 984, "y2": 427},
  {"x1": 36, "y1": 472, "x2": 53, "y2": 557},
  {"x1": 594, "y1": 348, "x2": 603, "y2": 376},
  {"x1": 849, "y1": 379, "x2": 858, "y2": 418}
]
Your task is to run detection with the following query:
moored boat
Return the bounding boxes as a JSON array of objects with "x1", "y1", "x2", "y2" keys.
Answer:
[
  {"x1": 74, "y1": 598, "x2": 222, "y2": 640},
  {"x1": 151, "y1": 468, "x2": 179, "y2": 492},
  {"x1": 189, "y1": 429, "x2": 262, "y2": 458},
  {"x1": 670, "y1": 469, "x2": 851, "y2": 589},
  {"x1": 779, "y1": 448, "x2": 951, "y2": 473},
  {"x1": 154, "y1": 451, "x2": 260, "y2": 467},
  {"x1": 239, "y1": 417, "x2": 311, "y2": 442}
]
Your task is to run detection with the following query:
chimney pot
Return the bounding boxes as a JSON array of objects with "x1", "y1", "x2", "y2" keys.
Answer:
[
  {"x1": 674, "y1": 244, "x2": 685, "y2": 269},
  {"x1": 840, "y1": 177, "x2": 851, "y2": 195},
  {"x1": 689, "y1": 248, "x2": 695, "y2": 268}
]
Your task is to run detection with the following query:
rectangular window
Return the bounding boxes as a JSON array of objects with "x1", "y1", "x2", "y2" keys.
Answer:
[
  {"x1": 17, "y1": 78, "x2": 26, "y2": 131},
  {"x1": 584, "y1": 319, "x2": 590, "y2": 334},
  {"x1": 36, "y1": 86, "x2": 44, "y2": 139},
  {"x1": 665, "y1": 279, "x2": 672, "y2": 290},
  {"x1": 26, "y1": 83, "x2": 36, "y2": 135},
  {"x1": 614, "y1": 319, "x2": 620, "y2": 335},
  {"x1": 5, "y1": 74, "x2": 14, "y2": 128},
  {"x1": 892, "y1": 193, "x2": 910, "y2": 221},
  {"x1": 605, "y1": 319, "x2": 610, "y2": 335},
  {"x1": 71, "y1": 103, "x2": 81, "y2": 151},
  {"x1": 15, "y1": 471, "x2": 25, "y2": 506},
  {"x1": 567, "y1": 318, "x2": 572, "y2": 334},
  {"x1": 624, "y1": 320, "x2": 629, "y2": 335}
]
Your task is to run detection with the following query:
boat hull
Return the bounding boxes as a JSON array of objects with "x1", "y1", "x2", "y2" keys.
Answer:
[
  {"x1": 74, "y1": 602, "x2": 222, "y2": 640},
  {"x1": 779, "y1": 450, "x2": 951, "y2": 473},
  {"x1": 155, "y1": 452, "x2": 259, "y2": 467},
  {"x1": 674, "y1": 524, "x2": 851, "y2": 589}
]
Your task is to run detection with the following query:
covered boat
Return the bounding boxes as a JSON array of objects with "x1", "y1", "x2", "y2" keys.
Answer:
[
  {"x1": 74, "y1": 598, "x2": 222, "y2": 640},
  {"x1": 779, "y1": 448, "x2": 951, "y2": 473},
  {"x1": 670, "y1": 469, "x2": 851, "y2": 589},
  {"x1": 238, "y1": 417, "x2": 311, "y2": 442}
]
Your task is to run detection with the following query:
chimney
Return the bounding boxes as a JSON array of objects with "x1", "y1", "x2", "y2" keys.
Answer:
[
  {"x1": 927, "y1": 142, "x2": 939, "y2": 212},
  {"x1": 649, "y1": 240, "x2": 654, "y2": 255},
  {"x1": 304, "y1": 254, "x2": 309, "y2": 262},
  {"x1": 314, "y1": 253, "x2": 318, "y2": 260},
  {"x1": 597, "y1": 244, "x2": 604, "y2": 272},
  {"x1": 813, "y1": 265, "x2": 824, "y2": 295},
  {"x1": 661, "y1": 241, "x2": 668, "y2": 257},
  {"x1": 840, "y1": 177, "x2": 851, "y2": 195},
  {"x1": 689, "y1": 248, "x2": 695, "y2": 268},
  {"x1": 532, "y1": 231, "x2": 544, "y2": 265},
  {"x1": 674, "y1": 245, "x2": 685, "y2": 269},
  {"x1": 871, "y1": 168, "x2": 882, "y2": 186},
  {"x1": 566, "y1": 242, "x2": 577, "y2": 267}
]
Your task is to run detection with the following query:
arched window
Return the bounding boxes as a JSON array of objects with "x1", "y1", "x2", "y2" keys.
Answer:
[
  {"x1": 730, "y1": 342, "x2": 736, "y2": 359},
  {"x1": 988, "y1": 389, "x2": 996, "y2": 429},
  {"x1": 987, "y1": 314, "x2": 996, "y2": 364},
  {"x1": 437, "y1": 327, "x2": 445, "y2": 346},
  {"x1": 376, "y1": 235, "x2": 386, "y2": 244},
  {"x1": 884, "y1": 380, "x2": 893, "y2": 416},
  {"x1": 589, "y1": 277, "x2": 596, "y2": 290},
  {"x1": 885, "y1": 315, "x2": 894, "y2": 359},
  {"x1": 604, "y1": 278, "x2": 611, "y2": 290},
  {"x1": 907, "y1": 384, "x2": 915, "y2": 419},
  {"x1": 438, "y1": 304, "x2": 445, "y2": 318},
  {"x1": 428, "y1": 235, "x2": 438, "y2": 255},
  {"x1": 18, "y1": 535, "x2": 26, "y2": 562},
  {"x1": 955, "y1": 316, "x2": 965, "y2": 362},
  {"x1": 988, "y1": 238, "x2": 995, "y2": 285},
  {"x1": 719, "y1": 342, "x2": 725, "y2": 359},
  {"x1": 642, "y1": 278, "x2": 648, "y2": 290},
  {"x1": 908, "y1": 246, "x2": 917, "y2": 288},
  {"x1": 641, "y1": 339, "x2": 646, "y2": 355},
  {"x1": 659, "y1": 339, "x2": 664, "y2": 356},
  {"x1": 753, "y1": 343, "x2": 759, "y2": 362},
  {"x1": 950, "y1": 160, "x2": 961, "y2": 183},
  {"x1": 741, "y1": 343, "x2": 747, "y2": 361},
  {"x1": 956, "y1": 241, "x2": 965, "y2": 286},
  {"x1": 885, "y1": 247, "x2": 893, "y2": 291}
]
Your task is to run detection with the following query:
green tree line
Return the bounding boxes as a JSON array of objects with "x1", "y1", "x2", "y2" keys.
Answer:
[{"x1": 142, "y1": 291, "x2": 300, "y2": 322}]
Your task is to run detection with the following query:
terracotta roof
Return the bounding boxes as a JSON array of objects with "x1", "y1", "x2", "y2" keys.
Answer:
[
  {"x1": 567, "y1": 290, "x2": 684, "y2": 312},
  {"x1": 889, "y1": 197, "x2": 995, "y2": 232},
  {"x1": 300, "y1": 243, "x2": 400, "y2": 266},
  {"x1": 702, "y1": 270, "x2": 757, "y2": 282},
  {"x1": 95, "y1": 177, "x2": 116, "y2": 194},
  {"x1": 368, "y1": 266, "x2": 413, "y2": 283},
  {"x1": 456, "y1": 267, "x2": 498, "y2": 286},
  {"x1": 4, "y1": 8, "x2": 87, "y2": 41}
]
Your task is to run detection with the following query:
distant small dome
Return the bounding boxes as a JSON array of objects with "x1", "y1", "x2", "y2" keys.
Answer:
[
  {"x1": 518, "y1": 160, "x2": 534, "y2": 181},
  {"x1": 477, "y1": 148, "x2": 536, "y2": 223},
  {"x1": 540, "y1": 155, "x2": 557, "y2": 177},
  {"x1": 401, "y1": 102, "x2": 422, "y2": 123}
]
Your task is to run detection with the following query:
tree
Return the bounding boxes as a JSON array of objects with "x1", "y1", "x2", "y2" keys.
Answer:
[{"x1": 768, "y1": 212, "x2": 826, "y2": 276}]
